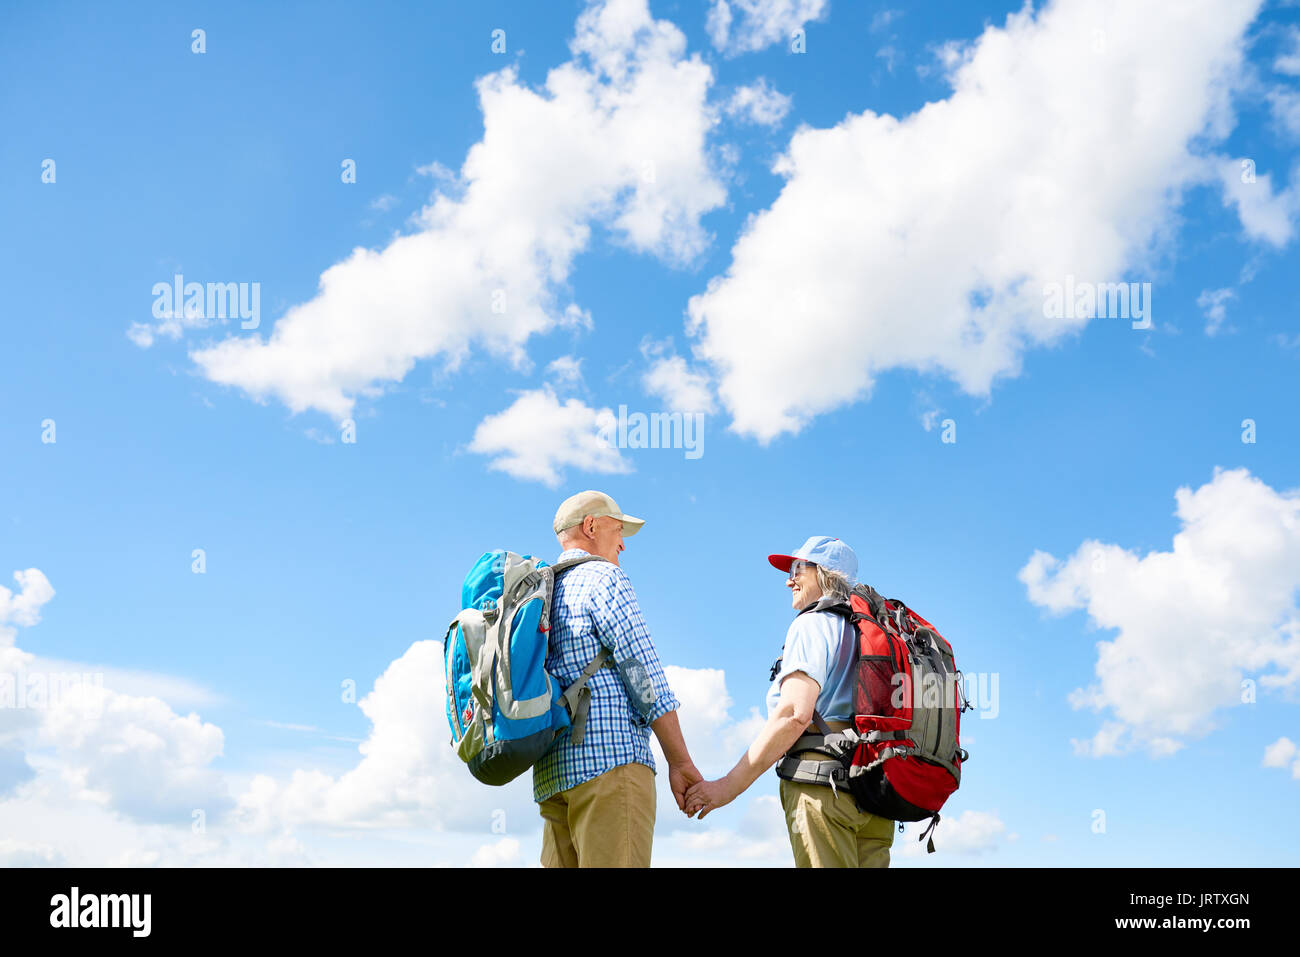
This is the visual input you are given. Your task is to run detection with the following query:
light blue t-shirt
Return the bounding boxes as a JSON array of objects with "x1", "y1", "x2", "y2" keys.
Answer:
[{"x1": 765, "y1": 609, "x2": 856, "y2": 722}]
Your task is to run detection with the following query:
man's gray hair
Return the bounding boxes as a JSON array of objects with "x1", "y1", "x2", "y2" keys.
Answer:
[{"x1": 816, "y1": 565, "x2": 852, "y2": 601}]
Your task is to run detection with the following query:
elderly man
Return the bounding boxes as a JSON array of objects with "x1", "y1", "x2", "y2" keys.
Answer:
[{"x1": 533, "y1": 490, "x2": 700, "y2": 868}]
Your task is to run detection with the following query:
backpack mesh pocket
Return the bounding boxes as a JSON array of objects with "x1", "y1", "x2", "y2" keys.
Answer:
[{"x1": 855, "y1": 654, "x2": 901, "y2": 719}]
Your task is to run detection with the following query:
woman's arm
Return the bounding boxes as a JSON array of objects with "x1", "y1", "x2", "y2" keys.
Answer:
[{"x1": 684, "y1": 671, "x2": 820, "y2": 819}]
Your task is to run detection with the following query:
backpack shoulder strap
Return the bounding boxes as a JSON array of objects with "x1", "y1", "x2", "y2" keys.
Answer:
[
  {"x1": 550, "y1": 553, "x2": 609, "y2": 578},
  {"x1": 810, "y1": 708, "x2": 834, "y2": 736},
  {"x1": 548, "y1": 554, "x2": 615, "y2": 746},
  {"x1": 851, "y1": 583, "x2": 889, "y2": 620},
  {"x1": 536, "y1": 554, "x2": 610, "y2": 634},
  {"x1": 799, "y1": 594, "x2": 852, "y2": 619}
]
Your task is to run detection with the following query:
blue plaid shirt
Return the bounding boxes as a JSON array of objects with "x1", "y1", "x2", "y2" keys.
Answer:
[{"x1": 532, "y1": 549, "x2": 680, "y2": 802}]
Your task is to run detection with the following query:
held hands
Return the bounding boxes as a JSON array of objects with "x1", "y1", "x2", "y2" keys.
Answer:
[
  {"x1": 683, "y1": 776, "x2": 739, "y2": 820},
  {"x1": 667, "y1": 760, "x2": 704, "y2": 813}
]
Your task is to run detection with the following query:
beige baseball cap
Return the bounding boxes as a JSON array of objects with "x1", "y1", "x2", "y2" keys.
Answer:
[{"x1": 553, "y1": 490, "x2": 645, "y2": 537}]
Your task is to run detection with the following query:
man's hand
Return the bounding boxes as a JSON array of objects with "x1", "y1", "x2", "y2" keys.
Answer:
[
  {"x1": 683, "y1": 777, "x2": 739, "y2": 820},
  {"x1": 667, "y1": 760, "x2": 703, "y2": 813}
]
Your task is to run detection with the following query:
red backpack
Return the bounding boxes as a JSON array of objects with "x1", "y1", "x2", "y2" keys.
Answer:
[{"x1": 775, "y1": 584, "x2": 970, "y2": 853}]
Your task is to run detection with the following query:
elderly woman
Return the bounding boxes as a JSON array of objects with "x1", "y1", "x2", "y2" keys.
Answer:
[{"x1": 684, "y1": 536, "x2": 895, "y2": 867}]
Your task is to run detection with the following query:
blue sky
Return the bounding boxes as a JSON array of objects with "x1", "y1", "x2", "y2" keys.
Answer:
[{"x1": 1, "y1": 0, "x2": 1299, "y2": 866}]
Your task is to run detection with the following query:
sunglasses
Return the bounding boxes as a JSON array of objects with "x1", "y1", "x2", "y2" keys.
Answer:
[{"x1": 787, "y1": 559, "x2": 817, "y2": 579}]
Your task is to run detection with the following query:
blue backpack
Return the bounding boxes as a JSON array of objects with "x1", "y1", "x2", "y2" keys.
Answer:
[{"x1": 443, "y1": 550, "x2": 610, "y2": 786}]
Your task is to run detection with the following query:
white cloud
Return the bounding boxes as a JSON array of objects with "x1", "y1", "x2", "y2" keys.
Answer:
[
  {"x1": 127, "y1": 300, "x2": 219, "y2": 351},
  {"x1": 1215, "y1": 156, "x2": 1299, "y2": 246},
  {"x1": 653, "y1": 821, "x2": 791, "y2": 866},
  {"x1": 661, "y1": 665, "x2": 765, "y2": 775},
  {"x1": 1263, "y1": 736, "x2": 1300, "y2": 779},
  {"x1": 900, "y1": 809, "x2": 1007, "y2": 857},
  {"x1": 468, "y1": 387, "x2": 629, "y2": 486},
  {"x1": 707, "y1": 0, "x2": 829, "y2": 56},
  {"x1": 470, "y1": 837, "x2": 523, "y2": 867},
  {"x1": 1197, "y1": 286, "x2": 1236, "y2": 335},
  {"x1": 724, "y1": 79, "x2": 793, "y2": 127},
  {"x1": 0, "y1": 781, "x2": 305, "y2": 867},
  {"x1": 876, "y1": 45, "x2": 903, "y2": 73},
  {"x1": 0, "y1": 837, "x2": 63, "y2": 867},
  {"x1": 1268, "y1": 86, "x2": 1300, "y2": 137},
  {"x1": 189, "y1": 0, "x2": 725, "y2": 421},
  {"x1": 558, "y1": 303, "x2": 595, "y2": 332},
  {"x1": 232, "y1": 639, "x2": 534, "y2": 835},
  {"x1": 687, "y1": 0, "x2": 1271, "y2": 442},
  {"x1": 1, "y1": 569, "x2": 231, "y2": 825},
  {"x1": 32, "y1": 683, "x2": 230, "y2": 823},
  {"x1": 1020, "y1": 468, "x2": 1300, "y2": 757},
  {"x1": 235, "y1": 651, "x2": 777, "y2": 861},
  {"x1": 1275, "y1": 25, "x2": 1300, "y2": 75},
  {"x1": 0, "y1": 565, "x2": 791, "y2": 864},
  {"x1": 0, "y1": 569, "x2": 55, "y2": 640},
  {"x1": 24, "y1": 656, "x2": 224, "y2": 712},
  {"x1": 0, "y1": 570, "x2": 55, "y2": 758},
  {"x1": 870, "y1": 9, "x2": 902, "y2": 33},
  {"x1": 545, "y1": 355, "x2": 585, "y2": 388},
  {"x1": 651, "y1": 664, "x2": 773, "y2": 853},
  {"x1": 641, "y1": 339, "x2": 717, "y2": 414}
]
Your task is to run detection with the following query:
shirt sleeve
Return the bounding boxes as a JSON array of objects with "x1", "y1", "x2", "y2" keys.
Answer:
[
  {"x1": 590, "y1": 567, "x2": 680, "y2": 726},
  {"x1": 773, "y1": 612, "x2": 838, "y2": 691}
]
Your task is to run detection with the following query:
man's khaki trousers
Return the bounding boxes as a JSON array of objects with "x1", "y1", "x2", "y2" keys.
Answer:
[
  {"x1": 538, "y1": 762, "x2": 656, "y2": 868},
  {"x1": 780, "y1": 774, "x2": 895, "y2": 868}
]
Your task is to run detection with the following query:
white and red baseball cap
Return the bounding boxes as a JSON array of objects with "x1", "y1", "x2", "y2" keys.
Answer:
[{"x1": 768, "y1": 535, "x2": 858, "y2": 582}]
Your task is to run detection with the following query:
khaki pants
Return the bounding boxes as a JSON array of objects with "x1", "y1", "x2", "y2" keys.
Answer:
[
  {"x1": 538, "y1": 762, "x2": 656, "y2": 868},
  {"x1": 781, "y1": 774, "x2": 895, "y2": 868}
]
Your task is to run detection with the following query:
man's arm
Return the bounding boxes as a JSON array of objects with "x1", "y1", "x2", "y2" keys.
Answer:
[
  {"x1": 590, "y1": 569, "x2": 699, "y2": 807},
  {"x1": 651, "y1": 709, "x2": 703, "y2": 811}
]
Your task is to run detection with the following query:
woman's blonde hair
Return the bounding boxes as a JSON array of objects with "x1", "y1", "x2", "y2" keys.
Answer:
[{"x1": 815, "y1": 564, "x2": 852, "y2": 602}]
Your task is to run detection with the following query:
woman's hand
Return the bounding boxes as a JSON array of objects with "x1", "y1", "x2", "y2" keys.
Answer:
[
  {"x1": 684, "y1": 776, "x2": 739, "y2": 820},
  {"x1": 682, "y1": 673, "x2": 821, "y2": 821}
]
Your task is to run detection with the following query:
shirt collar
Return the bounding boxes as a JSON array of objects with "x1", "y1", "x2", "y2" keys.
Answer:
[{"x1": 556, "y1": 547, "x2": 593, "y2": 562}]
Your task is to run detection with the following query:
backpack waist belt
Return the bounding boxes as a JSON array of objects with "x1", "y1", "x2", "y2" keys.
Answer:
[
  {"x1": 775, "y1": 729, "x2": 851, "y2": 793},
  {"x1": 775, "y1": 728, "x2": 915, "y2": 794}
]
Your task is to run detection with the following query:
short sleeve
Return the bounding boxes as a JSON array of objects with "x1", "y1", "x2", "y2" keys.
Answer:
[{"x1": 773, "y1": 612, "x2": 841, "y2": 691}]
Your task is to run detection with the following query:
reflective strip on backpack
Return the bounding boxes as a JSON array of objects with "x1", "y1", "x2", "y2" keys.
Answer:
[{"x1": 483, "y1": 553, "x2": 553, "y2": 722}]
